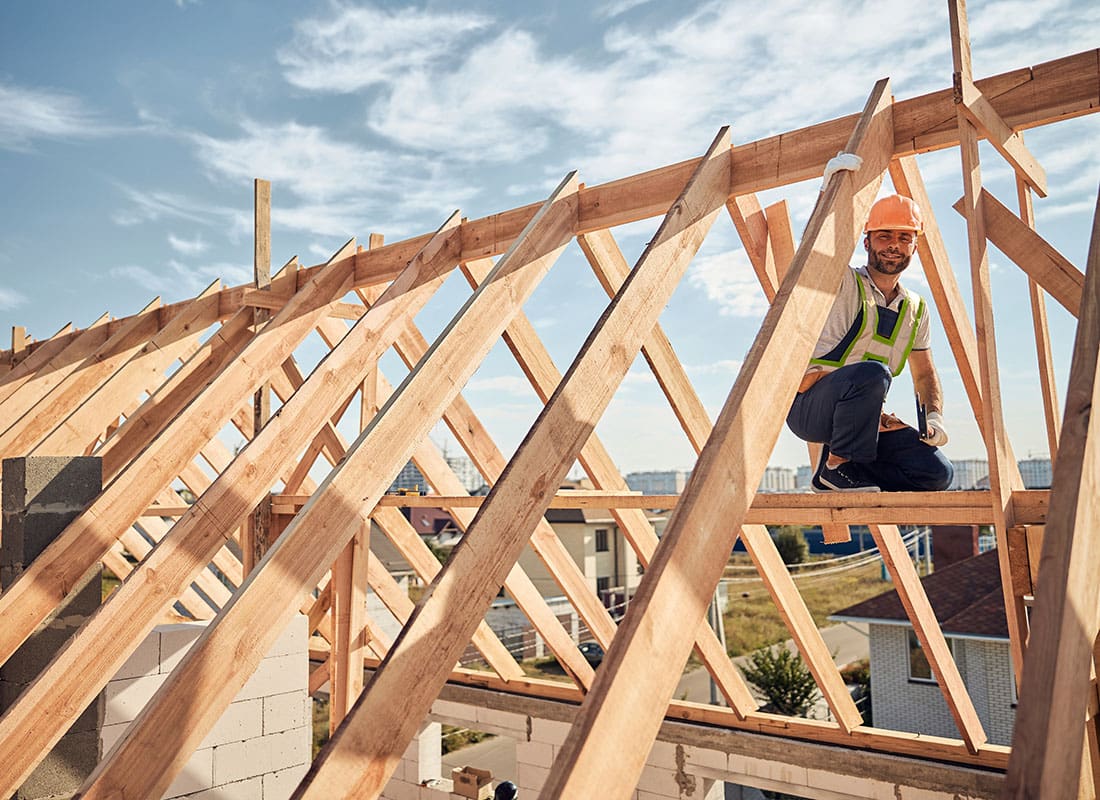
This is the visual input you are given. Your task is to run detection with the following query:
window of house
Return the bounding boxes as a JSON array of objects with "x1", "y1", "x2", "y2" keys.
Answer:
[
  {"x1": 596, "y1": 576, "x2": 611, "y2": 594},
  {"x1": 908, "y1": 629, "x2": 955, "y2": 683},
  {"x1": 595, "y1": 528, "x2": 609, "y2": 552}
]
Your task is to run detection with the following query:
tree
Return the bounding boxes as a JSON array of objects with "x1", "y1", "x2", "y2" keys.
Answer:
[
  {"x1": 741, "y1": 646, "x2": 819, "y2": 717},
  {"x1": 773, "y1": 525, "x2": 808, "y2": 565}
]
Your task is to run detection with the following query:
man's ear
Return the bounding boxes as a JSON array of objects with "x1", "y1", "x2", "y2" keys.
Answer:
[{"x1": 863, "y1": 235, "x2": 870, "y2": 252}]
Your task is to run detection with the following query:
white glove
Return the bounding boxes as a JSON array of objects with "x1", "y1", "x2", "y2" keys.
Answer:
[
  {"x1": 821, "y1": 152, "x2": 863, "y2": 191},
  {"x1": 923, "y1": 411, "x2": 948, "y2": 447}
]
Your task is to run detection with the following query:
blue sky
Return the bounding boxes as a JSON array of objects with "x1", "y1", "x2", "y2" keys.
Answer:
[{"x1": 1, "y1": 0, "x2": 1098, "y2": 476}]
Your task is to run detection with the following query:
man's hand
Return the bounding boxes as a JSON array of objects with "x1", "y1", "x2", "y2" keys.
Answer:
[
  {"x1": 879, "y1": 412, "x2": 906, "y2": 432},
  {"x1": 923, "y1": 411, "x2": 948, "y2": 447}
]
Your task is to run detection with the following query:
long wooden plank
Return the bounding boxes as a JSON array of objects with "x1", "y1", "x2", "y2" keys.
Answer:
[
  {"x1": 539, "y1": 80, "x2": 893, "y2": 800},
  {"x1": 74, "y1": 174, "x2": 579, "y2": 800},
  {"x1": 291, "y1": 129, "x2": 732, "y2": 798},
  {"x1": 290, "y1": 317, "x2": 562, "y2": 682},
  {"x1": 30, "y1": 282, "x2": 218, "y2": 457},
  {"x1": 0, "y1": 322, "x2": 73, "y2": 398},
  {"x1": 958, "y1": 76, "x2": 1047, "y2": 196},
  {"x1": 0, "y1": 217, "x2": 471, "y2": 794},
  {"x1": 869, "y1": 523, "x2": 986, "y2": 752},
  {"x1": 955, "y1": 188, "x2": 1084, "y2": 317},
  {"x1": 1005, "y1": 188, "x2": 1100, "y2": 798},
  {"x1": 579, "y1": 226, "x2": 856, "y2": 726},
  {"x1": 1016, "y1": 179, "x2": 1062, "y2": 462},
  {"x1": 0, "y1": 313, "x2": 111, "y2": 429},
  {"x1": 3, "y1": 49, "x2": 1097, "y2": 370},
  {"x1": 949, "y1": 0, "x2": 1027, "y2": 682},
  {"x1": 0, "y1": 244, "x2": 378, "y2": 796}
]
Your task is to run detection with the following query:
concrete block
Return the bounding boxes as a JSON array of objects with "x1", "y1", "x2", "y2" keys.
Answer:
[
  {"x1": 262, "y1": 691, "x2": 308, "y2": 735},
  {"x1": 239, "y1": 653, "x2": 306, "y2": 701},
  {"x1": 418, "y1": 785, "x2": 452, "y2": 800},
  {"x1": 263, "y1": 763, "x2": 309, "y2": 799},
  {"x1": 200, "y1": 698, "x2": 264, "y2": 749},
  {"x1": 516, "y1": 740, "x2": 554, "y2": 769},
  {"x1": 645, "y1": 739, "x2": 678, "y2": 769},
  {"x1": 159, "y1": 622, "x2": 203, "y2": 673},
  {"x1": 474, "y1": 706, "x2": 526, "y2": 735},
  {"x1": 163, "y1": 746, "x2": 214, "y2": 798},
  {"x1": 15, "y1": 729, "x2": 100, "y2": 800},
  {"x1": 430, "y1": 699, "x2": 472, "y2": 722},
  {"x1": 637, "y1": 764, "x2": 680, "y2": 795},
  {"x1": 213, "y1": 728, "x2": 310, "y2": 785},
  {"x1": 104, "y1": 673, "x2": 165, "y2": 725},
  {"x1": 182, "y1": 775, "x2": 263, "y2": 800},
  {"x1": 114, "y1": 630, "x2": 161, "y2": 680},
  {"x1": 637, "y1": 791, "x2": 672, "y2": 800},
  {"x1": 528, "y1": 718, "x2": 570, "y2": 746},
  {"x1": 806, "y1": 767, "x2": 876, "y2": 797},
  {"x1": 740, "y1": 756, "x2": 807, "y2": 786},
  {"x1": 517, "y1": 762, "x2": 549, "y2": 793},
  {"x1": 381, "y1": 779, "x2": 419, "y2": 800},
  {"x1": 267, "y1": 615, "x2": 307, "y2": 658},
  {"x1": 681, "y1": 743, "x2": 727, "y2": 775}
]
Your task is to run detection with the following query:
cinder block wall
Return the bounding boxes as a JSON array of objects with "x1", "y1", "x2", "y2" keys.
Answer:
[
  {"x1": 380, "y1": 696, "x2": 997, "y2": 800},
  {"x1": 101, "y1": 615, "x2": 311, "y2": 800}
]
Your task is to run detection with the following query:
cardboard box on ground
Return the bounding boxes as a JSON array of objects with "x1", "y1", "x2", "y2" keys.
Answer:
[{"x1": 451, "y1": 766, "x2": 493, "y2": 799}]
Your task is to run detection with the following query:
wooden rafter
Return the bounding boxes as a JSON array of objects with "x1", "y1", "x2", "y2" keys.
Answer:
[{"x1": 540, "y1": 78, "x2": 893, "y2": 800}]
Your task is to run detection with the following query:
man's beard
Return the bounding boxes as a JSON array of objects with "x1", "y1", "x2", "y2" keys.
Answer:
[{"x1": 868, "y1": 247, "x2": 911, "y2": 275}]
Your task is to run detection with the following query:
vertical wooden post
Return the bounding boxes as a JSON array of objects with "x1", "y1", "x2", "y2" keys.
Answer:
[
  {"x1": 1016, "y1": 176, "x2": 1061, "y2": 464},
  {"x1": 948, "y1": 0, "x2": 1027, "y2": 681},
  {"x1": 244, "y1": 178, "x2": 273, "y2": 575},
  {"x1": 329, "y1": 234, "x2": 383, "y2": 733},
  {"x1": 10, "y1": 327, "x2": 27, "y2": 368}
]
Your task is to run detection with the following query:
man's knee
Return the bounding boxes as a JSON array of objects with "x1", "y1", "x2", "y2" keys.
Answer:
[{"x1": 927, "y1": 455, "x2": 954, "y2": 491}]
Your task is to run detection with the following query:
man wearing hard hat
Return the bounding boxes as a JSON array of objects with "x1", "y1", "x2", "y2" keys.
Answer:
[{"x1": 787, "y1": 194, "x2": 953, "y2": 493}]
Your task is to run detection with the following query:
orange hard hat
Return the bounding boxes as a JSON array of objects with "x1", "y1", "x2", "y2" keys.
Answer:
[{"x1": 864, "y1": 194, "x2": 923, "y2": 234}]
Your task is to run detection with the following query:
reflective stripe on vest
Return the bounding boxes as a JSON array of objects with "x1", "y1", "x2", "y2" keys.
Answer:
[{"x1": 809, "y1": 272, "x2": 924, "y2": 377}]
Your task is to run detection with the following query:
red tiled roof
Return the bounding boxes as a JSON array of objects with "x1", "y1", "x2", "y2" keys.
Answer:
[{"x1": 831, "y1": 548, "x2": 1008, "y2": 639}]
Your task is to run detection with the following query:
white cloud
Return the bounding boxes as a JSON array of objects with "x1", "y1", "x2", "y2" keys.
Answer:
[
  {"x1": 112, "y1": 185, "x2": 239, "y2": 229},
  {"x1": 594, "y1": 0, "x2": 655, "y2": 19},
  {"x1": 686, "y1": 359, "x2": 743, "y2": 377},
  {"x1": 0, "y1": 287, "x2": 27, "y2": 311},
  {"x1": 687, "y1": 249, "x2": 770, "y2": 318},
  {"x1": 0, "y1": 81, "x2": 112, "y2": 150},
  {"x1": 280, "y1": 4, "x2": 491, "y2": 93},
  {"x1": 466, "y1": 375, "x2": 535, "y2": 397},
  {"x1": 110, "y1": 259, "x2": 250, "y2": 296},
  {"x1": 168, "y1": 233, "x2": 209, "y2": 255}
]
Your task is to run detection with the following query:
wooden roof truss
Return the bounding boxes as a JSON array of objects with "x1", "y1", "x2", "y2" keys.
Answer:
[{"x1": 0, "y1": 16, "x2": 1098, "y2": 799}]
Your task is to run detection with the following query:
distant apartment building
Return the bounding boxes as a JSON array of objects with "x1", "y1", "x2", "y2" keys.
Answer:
[
  {"x1": 389, "y1": 461, "x2": 427, "y2": 493},
  {"x1": 949, "y1": 458, "x2": 988, "y2": 490},
  {"x1": 758, "y1": 466, "x2": 796, "y2": 493},
  {"x1": 444, "y1": 452, "x2": 485, "y2": 494},
  {"x1": 1017, "y1": 457, "x2": 1052, "y2": 489},
  {"x1": 795, "y1": 464, "x2": 813, "y2": 490},
  {"x1": 625, "y1": 470, "x2": 690, "y2": 494}
]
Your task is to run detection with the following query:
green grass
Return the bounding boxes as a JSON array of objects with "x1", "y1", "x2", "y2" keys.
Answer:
[{"x1": 723, "y1": 555, "x2": 891, "y2": 656}]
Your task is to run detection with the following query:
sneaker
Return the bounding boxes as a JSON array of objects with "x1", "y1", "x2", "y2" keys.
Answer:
[{"x1": 814, "y1": 460, "x2": 881, "y2": 493}]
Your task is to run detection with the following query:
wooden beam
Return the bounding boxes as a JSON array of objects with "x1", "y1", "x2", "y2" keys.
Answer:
[
  {"x1": 0, "y1": 238, "x2": 384, "y2": 796},
  {"x1": 3, "y1": 48, "x2": 1096, "y2": 371},
  {"x1": 954, "y1": 188, "x2": 1084, "y2": 317},
  {"x1": 1016, "y1": 178, "x2": 1061, "y2": 463},
  {"x1": 540, "y1": 79, "x2": 893, "y2": 800},
  {"x1": 30, "y1": 282, "x2": 218, "y2": 457},
  {"x1": 0, "y1": 313, "x2": 112, "y2": 431},
  {"x1": 958, "y1": 75, "x2": 1047, "y2": 196},
  {"x1": 293, "y1": 130, "x2": 732, "y2": 797},
  {"x1": 869, "y1": 523, "x2": 986, "y2": 752},
  {"x1": 1005, "y1": 187, "x2": 1100, "y2": 798},
  {"x1": 949, "y1": 0, "x2": 1028, "y2": 682},
  {"x1": 74, "y1": 174, "x2": 579, "y2": 800},
  {"x1": 0, "y1": 321, "x2": 73, "y2": 398},
  {"x1": 245, "y1": 180, "x2": 273, "y2": 577}
]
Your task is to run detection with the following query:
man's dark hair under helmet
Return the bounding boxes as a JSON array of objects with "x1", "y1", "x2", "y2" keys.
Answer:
[{"x1": 494, "y1": 780, "x2": 518, "y2": 800}]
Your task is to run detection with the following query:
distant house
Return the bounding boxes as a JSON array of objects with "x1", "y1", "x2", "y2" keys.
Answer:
[
  {"x1": 831, "y1": 549, "x2": 1016, "y2": 745},
  {"x1": 516, "y1": 504, "x2": 666, "y2": 615}
]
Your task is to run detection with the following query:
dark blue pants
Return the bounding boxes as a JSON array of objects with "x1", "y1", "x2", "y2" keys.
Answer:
[{"x1": 787, "y1": 361, "x2": 953, "y2": 491}]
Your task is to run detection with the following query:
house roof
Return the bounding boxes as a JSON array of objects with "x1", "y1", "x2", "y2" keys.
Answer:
[{"x1": 831, "y1": 548, "x2": 1008, "y2": 639}]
